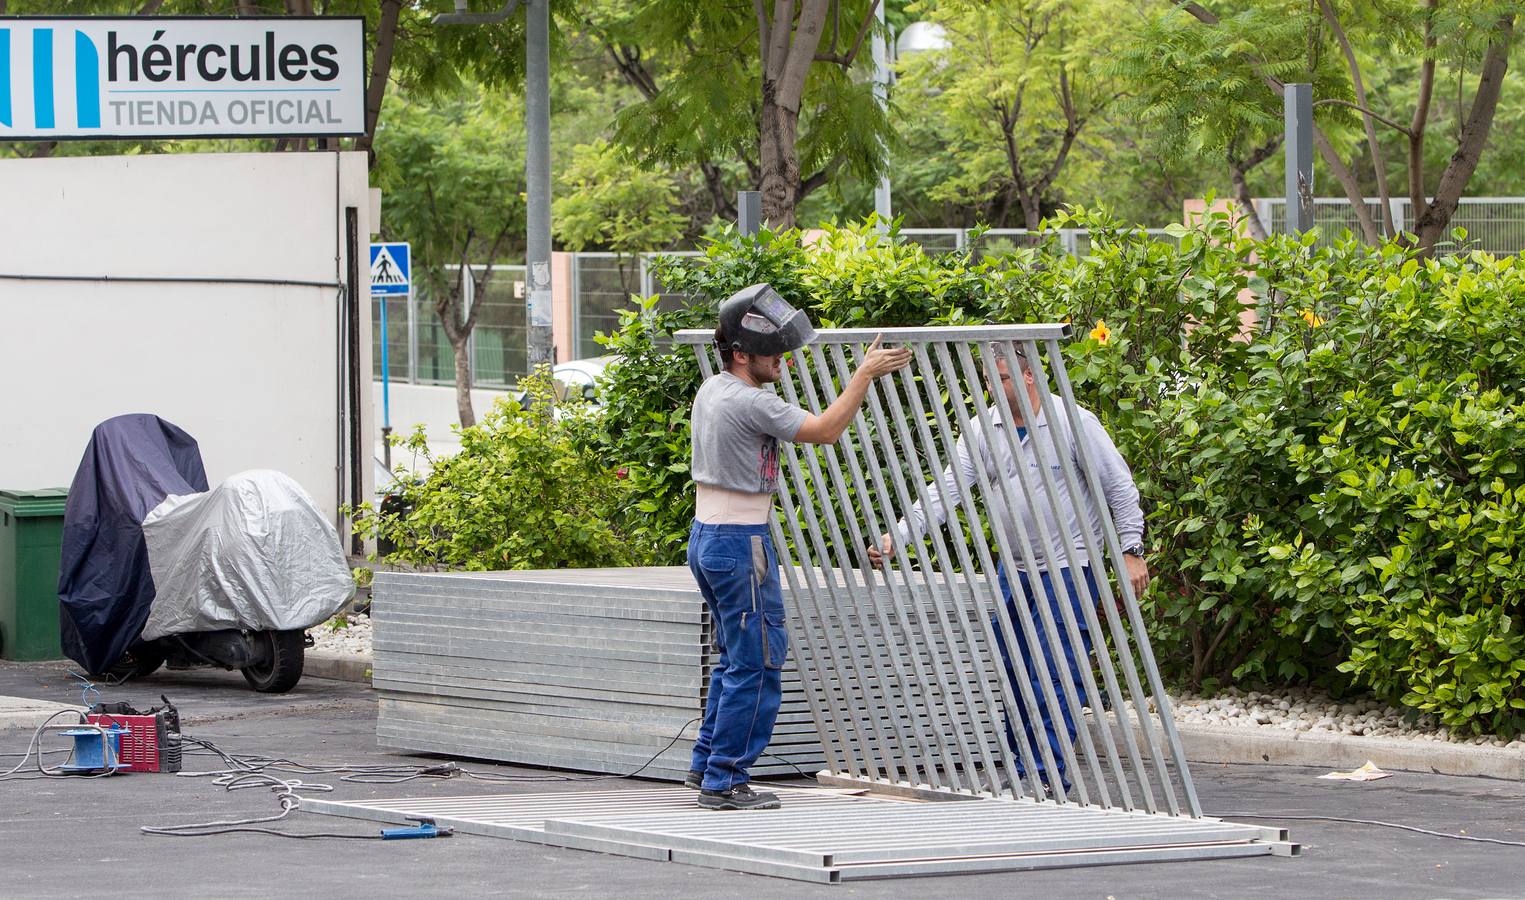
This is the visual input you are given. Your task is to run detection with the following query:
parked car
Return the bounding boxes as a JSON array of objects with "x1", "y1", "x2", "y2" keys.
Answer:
[{"x1": 515, "y1": 355, "x2": 616, "y2": 410}]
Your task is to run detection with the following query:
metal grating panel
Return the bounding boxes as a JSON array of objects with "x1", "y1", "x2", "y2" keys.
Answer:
[
  {"x1": 302, "y1": 787, "x2": 1282, "y2": 884},
  {"x1": 677, "y1": 325, "x2": 1202, "y2": 814}
]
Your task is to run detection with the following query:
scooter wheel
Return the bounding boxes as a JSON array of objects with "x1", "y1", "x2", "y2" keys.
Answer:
[
  {"x1": 241, "y1": 629, "x2": 306, "y2": 693},
  {"x1": 106, "y1": 645, "x2": 166, "y2": 681}
]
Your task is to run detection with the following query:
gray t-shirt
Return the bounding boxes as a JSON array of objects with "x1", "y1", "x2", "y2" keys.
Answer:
[{"x1": 691, "y1": 372, "x2": 809, "y2": 494}]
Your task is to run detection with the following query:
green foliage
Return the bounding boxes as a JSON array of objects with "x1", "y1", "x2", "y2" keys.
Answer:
[
  {"x1": 591, "y1": 296, "x2": 711, "y2": 562},
  {"x1": 372, "y1": 88, "x2": 526, "y2": 298},
  {"x1": 351, "y1": 370, "x2": 647, "y2": 571},
  {"x1": 553, "y1": 139, "x2": 685, "y2": 252},
  {"x1": 600, "y1": 212, "x2": 1525, "y2": 736},
  {"x1": 588, "y1": 0, "x2": 892, "y2": 210}
]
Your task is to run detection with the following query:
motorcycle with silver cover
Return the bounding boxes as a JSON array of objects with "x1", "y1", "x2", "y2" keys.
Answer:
[{"x1": 59, "y1": 415, "x2": 354, "y2": 693}]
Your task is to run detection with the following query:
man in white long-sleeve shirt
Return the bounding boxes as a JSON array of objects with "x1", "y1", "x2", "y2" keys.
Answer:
[{"x1": 869, "y1": 346, "x2": 1149, "y2": 790}]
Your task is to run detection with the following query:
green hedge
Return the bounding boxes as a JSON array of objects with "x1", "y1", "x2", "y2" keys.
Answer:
[{"x1": 593, "y1": 211, "x2": 1525, "y2": 736}]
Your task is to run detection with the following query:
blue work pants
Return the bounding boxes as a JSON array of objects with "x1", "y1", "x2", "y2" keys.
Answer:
[
  {"x1": 687, "y1": 522, "x2": 790, "y2": 792},
  {"x1": 992, "y1": 565, "x2": 1099, "y2": 786}
]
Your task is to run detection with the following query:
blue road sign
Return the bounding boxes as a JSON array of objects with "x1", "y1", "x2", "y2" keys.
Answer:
[{"x1": 369, "y1": 242, "x2": 410, "y2": 296}]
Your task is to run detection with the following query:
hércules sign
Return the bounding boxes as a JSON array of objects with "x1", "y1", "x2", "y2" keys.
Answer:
[{"x1": 0, "y1": 17, "x2": 364, "y2": 140}]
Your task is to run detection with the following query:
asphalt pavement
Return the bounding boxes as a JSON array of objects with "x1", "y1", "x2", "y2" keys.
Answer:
[{"x1": 2, "y1": 658, "x2": 1523, "y2": 899}]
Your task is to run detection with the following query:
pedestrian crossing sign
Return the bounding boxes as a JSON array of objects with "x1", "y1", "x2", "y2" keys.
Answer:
[{"x1": 370, "y1": 243, "x2": 411, "y2": 295}]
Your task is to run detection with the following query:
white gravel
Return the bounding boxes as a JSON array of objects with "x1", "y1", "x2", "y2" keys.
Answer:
[
  {"x1": 1173, "y1": 686, "x2": 1525, "y2": 749},
  {"x1": 308, "y1": 614, "x2": 1523, "y2": 749},
  {"x1": 310, "y1": 612, "x2": 372, "y2": 657}
]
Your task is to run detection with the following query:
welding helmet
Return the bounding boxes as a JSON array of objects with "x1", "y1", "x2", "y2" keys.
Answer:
[{"x1": 716, "y1": 283, "x2": 818, "y2": 357}]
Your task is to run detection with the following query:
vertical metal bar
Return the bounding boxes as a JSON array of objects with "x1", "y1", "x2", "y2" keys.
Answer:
[
  {"x1": 738, "y1": 191, "x2": 762, "y2": 235},
  {"x1": 930, "y1": 343, "x2": 1070, "y2": 801},
  {"x1": 1043, "y1": 338, "x2": 1202, "y2": 816},
  {"x1": 957, "y1": 341, "x2": 1106, "y2": 802},
  {"x1": 986, "y1": 340, "x2": 1141, "y2": 810},
  {"x1": 524, "y1": 0, "x2": 555, "y2": 370},
  {"x1": 1007, "y1": 357, "x2": 1156, "y2": 810},
  {"x1": 345, "y1": 207, "x2": 364, "y2": 555},
  {"x1": 899, "y1": 350, "x2": 1043, "y2": 798},
  {"x1": 881, "y1": 357, "x2": 1023, "y2": 796},
  {"x1": 774, "y1": 442, "x2": 894, "y2": 782},
  {"x1": 775, "y1": 358, "x2": 910, "y2": 784},
  {"x1": 813, "y1": 342, "x2": 963, "y2": 791},
  {"x1": 834, "y1": 342, "x2": 982, "y2": 791},
  {"x1": 1021, "y1": 338, "x2": 1175, "y2": 813},
  {"x1": 791, "y1": 344, "x2": 943, "y2": 788},
  {"x1": 465, "y1": 266, "x2": 478, "y2": 383},
  {"x1": 407, "y1": 286, "x2": 418, "y2": 384},
  {"x1": 1284, "y1": 83, "x2": 1314, "y2": 234},
  {"x1": 943, "y1": 342, "x2": 1092, "y2": 802}
]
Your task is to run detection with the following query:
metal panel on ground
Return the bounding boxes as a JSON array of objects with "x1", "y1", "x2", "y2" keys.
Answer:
[{"x1": 301, "y1": 787, "x2": 1284, "y2": 883}]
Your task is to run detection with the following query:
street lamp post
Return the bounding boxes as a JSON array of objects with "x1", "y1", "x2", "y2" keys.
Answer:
[
  {"x1": 876, "y1": 21, "x2": 949, "y2": 227},
  {"x1": 435, "y1": 0, "x2": 556, "y2": 371}
]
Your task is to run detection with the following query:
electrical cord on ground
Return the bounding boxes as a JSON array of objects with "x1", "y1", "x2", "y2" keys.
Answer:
[
  {"x1": 1214, "y1": 812, "x2": 1525, "y2": 848},
  {"x1": 0, "y1": 709, "x2": 107, "y2": 781},
  {"x1": 140, "y1": 717, "x2": 710, "y2": 840},
  {"x1": 141, "y1": 773, "x2": 379, "y2": 840}
]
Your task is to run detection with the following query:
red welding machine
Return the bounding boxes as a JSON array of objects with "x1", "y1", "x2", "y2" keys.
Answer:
[{"x1": 86, "y1": 696, "x2": 182, "y2": 774}]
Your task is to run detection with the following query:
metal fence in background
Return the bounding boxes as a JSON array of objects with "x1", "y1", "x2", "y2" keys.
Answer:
[{"x1": 1255, "y1": 197, "x2": 1525, "y2": 254}]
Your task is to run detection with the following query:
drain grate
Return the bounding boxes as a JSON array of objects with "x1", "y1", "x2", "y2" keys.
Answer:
[{"x1": 302, "y1": 787, "x2": 1292, "y2": 883}]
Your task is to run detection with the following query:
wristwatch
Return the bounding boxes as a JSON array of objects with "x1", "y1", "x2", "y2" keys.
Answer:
[{"x1": 1122, "y1": 543, "x2": 1144, "y2": 558}]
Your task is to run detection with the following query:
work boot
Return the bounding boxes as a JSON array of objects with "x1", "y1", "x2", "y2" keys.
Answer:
[
  {"x1": 697, "y1": 784, "x2": 781, "y2": 811},
  {"x1": 683, "y1": 769, "x2": 703, "y2": 790}
]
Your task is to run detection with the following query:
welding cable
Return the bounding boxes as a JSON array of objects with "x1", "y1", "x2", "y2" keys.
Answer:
[
  {"x1": 1213, "y1": 812, "x2": 1525, "y2": 848},
  {"x1": 178, "y1": 717, "x2": 707, "y2": 787},
  {"x1": 141, "y1": 773, "x2": 380, "y2": 841}
]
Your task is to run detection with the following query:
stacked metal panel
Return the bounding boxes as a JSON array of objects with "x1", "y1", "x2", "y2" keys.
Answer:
[{"x1": 372, "y1": 567, "x2": 828, "y2": 780}]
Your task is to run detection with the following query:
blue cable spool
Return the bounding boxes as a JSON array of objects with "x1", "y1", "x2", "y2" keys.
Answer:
[{"x1": 58, "y1": 724, "x2": 128, "y2": 774}]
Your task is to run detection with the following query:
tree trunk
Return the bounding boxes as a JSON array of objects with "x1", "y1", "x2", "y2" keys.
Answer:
[
  {"x1": 356, "y1": 0, "x2": 403, "y2": 163},
  {"x1": 758, "y1": 88, "x2": 802, "y2": 229},
  {"x1": 1318, "y1": 0, "x2": 1395, "y2": 237},
  {"x1": 1229, "y1": 162, "x2": 1268, "y2": 241},
  {"x1": 1018, "y1": 192, "x2": 1043, "y2": 231},
  {"x1": 1413, "y1": 15, "x2": 1514, "y2": 252},
  {"x1": 452, "y1": 337, "x2": 475, "y2": 428},
  {"x1": 1229, "y1": 136, "x2": 1281, "y2": 241}
]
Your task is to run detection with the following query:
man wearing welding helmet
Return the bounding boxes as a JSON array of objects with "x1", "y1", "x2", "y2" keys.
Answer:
[{"x1": 686, "y1": 283, "x2": 911, "y2": 810}]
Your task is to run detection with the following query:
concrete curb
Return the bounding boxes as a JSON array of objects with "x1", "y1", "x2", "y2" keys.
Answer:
[
  {"x1": 1176, "y1": 722, "x2": 1525, "y2": 780},
  {"x1": 303, "y1": 652, "x2": 371, "y2": 685},
  {"x1": 0, "y1": 697, "x2": 85, "y2": 732}
]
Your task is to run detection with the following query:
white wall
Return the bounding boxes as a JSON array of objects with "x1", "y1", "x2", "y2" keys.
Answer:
[
  {"x1": 0, "y1": 152, "x2": 372, "y2": 530},
  {"x1": 374, "y1": 381, "x2": 513, "y2": 471}
]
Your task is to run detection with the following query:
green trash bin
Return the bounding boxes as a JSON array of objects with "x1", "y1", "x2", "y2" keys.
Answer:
[{"x1": 0, "y1": 488, "x2": 69, "y2": 661}]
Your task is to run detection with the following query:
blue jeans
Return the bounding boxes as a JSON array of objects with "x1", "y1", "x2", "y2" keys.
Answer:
[
  {"x1": 687, "y1": 521, "x2": 790, "y2": 792},
  {"x1": 992, "y1": 565, "x2": 1099, "y2": 786}
]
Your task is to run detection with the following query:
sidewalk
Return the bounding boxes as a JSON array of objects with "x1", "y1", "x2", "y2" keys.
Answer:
[{"x1": 0, "y1": 695, "x2": 83, "y2": 731}]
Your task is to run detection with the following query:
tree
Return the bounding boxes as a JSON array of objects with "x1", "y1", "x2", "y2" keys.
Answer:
[
  {"x1": 581, "y1": 0, "x2": 893, "y2": 230},
  {"x1": 1113, "y1": 4, "x2": 1350, "y2": 238},
  {"x1": 373, "y1": 88, "x2": 526, "y2": 427},
  {"x1": 1171, "y1": 1, "x2": 1517, "y2": 252},
  {"x1": 900, "y1": 0, "x2": 1127, "y2": 230},
  {"x1": 552, "y1": 139, "x2": 685, "y2": 294}
]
